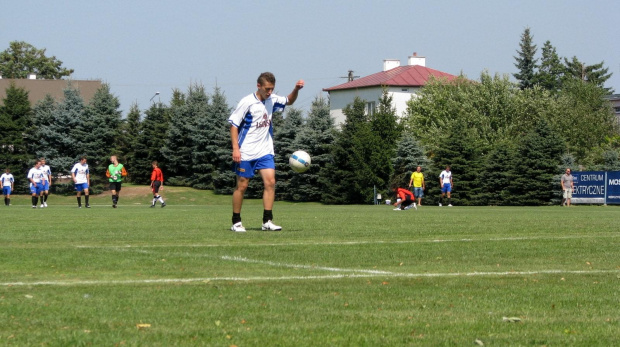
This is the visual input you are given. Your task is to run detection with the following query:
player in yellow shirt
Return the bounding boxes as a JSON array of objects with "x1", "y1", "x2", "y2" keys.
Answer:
[{"x1": 408, "y1": 166, "x2": 425, "y2": 206}]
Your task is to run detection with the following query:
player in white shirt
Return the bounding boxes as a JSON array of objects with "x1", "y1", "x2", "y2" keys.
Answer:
[
  {"x1": 71, "y1": 156, "x2": 91, "y2": 208},
  {"x1": 39, "y1": 157, "x2": 52, "y2": 207},
  {"x1": 228, "y1": 72, "x2": 304, "y2": 232},
  {"x1": 27, "y1": 159, "x2": 45, "y2": 208},
  {"x1": 1, "y1": 168, "x2": 15, "y2": 206},
  {"x1": 439, "y1": 165, "x2": 453, "y2": 207}
]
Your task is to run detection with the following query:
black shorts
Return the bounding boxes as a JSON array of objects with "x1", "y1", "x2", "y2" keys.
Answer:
[
  {"x1": 109, "y1": 182, "x2": 122, "y2": 192},
  {"x1": 152, "y1": 180, "x2": 162, "y2": 193}
]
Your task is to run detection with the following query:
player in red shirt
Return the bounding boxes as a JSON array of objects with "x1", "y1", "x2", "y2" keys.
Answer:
[
  {"x1": 392, "y1": 186, "x2": 417, "y2": 210},
  {"x1": 150, "y1": 161, "x2": 166, "y2": 208}
]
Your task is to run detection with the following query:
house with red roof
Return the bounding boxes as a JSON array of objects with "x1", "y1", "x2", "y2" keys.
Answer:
[{"x1": 323, "y1": 53, "x2": 457, "y2": 125}]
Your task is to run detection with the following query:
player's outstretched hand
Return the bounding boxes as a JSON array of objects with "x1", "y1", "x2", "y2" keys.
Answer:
[{"x1": 295, "y1": 80, "x2": 305, "y2": 90}]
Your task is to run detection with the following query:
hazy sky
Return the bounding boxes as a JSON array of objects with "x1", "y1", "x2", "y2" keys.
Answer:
[{"x1": 2, "y1": 0, "x2": 618, "y2": 115}]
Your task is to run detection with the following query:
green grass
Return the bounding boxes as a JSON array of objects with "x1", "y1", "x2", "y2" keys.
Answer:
[{"x1": 1, "y1": 186, "x2": 619, "y2": 346}]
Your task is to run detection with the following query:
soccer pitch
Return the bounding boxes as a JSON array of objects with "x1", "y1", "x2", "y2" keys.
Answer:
[{"x1": 1, "y1": 187, "x2": 619, "y2": 346}]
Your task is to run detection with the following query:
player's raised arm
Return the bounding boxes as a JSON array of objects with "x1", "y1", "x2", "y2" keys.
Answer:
[{"x1": 286, "y1": 79, "x2": 304, "y2": 105}]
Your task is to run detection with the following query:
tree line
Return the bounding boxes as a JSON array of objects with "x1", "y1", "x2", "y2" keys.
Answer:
[{"x1": 1, "y1": 31, "x2": 618, "y2": 205}]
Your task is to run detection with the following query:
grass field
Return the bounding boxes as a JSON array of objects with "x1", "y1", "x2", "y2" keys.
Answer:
[{"x1": 1, "y1": 186, "x2": 619, "y2": 346}]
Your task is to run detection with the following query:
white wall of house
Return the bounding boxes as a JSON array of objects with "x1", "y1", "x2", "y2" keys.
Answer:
[{"x1": 328, "y1": 86, "x2": 421, "y2": 126}]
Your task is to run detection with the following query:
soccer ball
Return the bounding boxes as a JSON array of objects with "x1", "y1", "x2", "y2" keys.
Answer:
[{"x1": 289, "y1": 150, "x2": 311, "y2": 173}]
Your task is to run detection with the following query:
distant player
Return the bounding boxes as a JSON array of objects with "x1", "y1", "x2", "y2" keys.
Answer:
[
  {"x1": 150, "y1": 161, "x2": 166, "y2": 208},
  {"x1": 408, "y1": 166, "x2": 425, "y2": 206},
  {"x1": 39, "y1": 157, "x2": 52, "y2": 207},
  {"x1": 392, "y1": 186, "x2": 417, "y2": 210},
  {"x1": 439, "y1": 165, "x2": 453, "y2": 207},
  {"x1": 27, "y1": 160, "x2": 45, "y2": 208},
  {"x1": 1, "y1": 168, "x2": 14, "y2": 206},
  {"x1": 71, "y1": 156, "x2": 91, "y2": 208},
  {"x1": 228, "y1": 72, "x2": 304, "y2": 232},
  {"x1": 106, "y1": 155, "x2": 128, "y2": 208}
]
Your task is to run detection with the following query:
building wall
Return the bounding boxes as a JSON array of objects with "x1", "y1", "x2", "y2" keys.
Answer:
[
  {"x1": 0, "y1": 79, "x2": 102, "y2": 106},
  {"x1": 328, "y1": 86, "x2": 420, "y2": 125}
]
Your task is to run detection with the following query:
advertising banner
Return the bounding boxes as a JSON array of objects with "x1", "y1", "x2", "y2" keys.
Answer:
[
  {"x1": 606, "y1": 171, "x2": 620, "y2": 204},
  {"x1": 572, "y1": 171, "x2": 605, "y2": 204}
]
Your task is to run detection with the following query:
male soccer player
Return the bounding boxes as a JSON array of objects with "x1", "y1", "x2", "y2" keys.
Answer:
[
  {"x1": 392, "y1": 186, "x2": 417, "y2": 210},
  {"x1": 1, "y1": 168, "x2": 14, "y2": 206},
  {"x1": 228, "y1": 72, "x2": 304, "y2": 232},
  {"x1": 106, "y1": 155, "x2": 128, "y2": 208},
  {"x1": 27, "y1": 160, "x2": 45, "y2": 208},
  {"x1": 71, "y1": 157, "x2": 91, "y2": 208},
  {"x1": 39, "y1": 158, "x2": 52, "y2": 207},
  {"x1": 439, "y1": 165, "x2": 453, "y2": 207},
  {"x1": 150, "y1": 161, "x2": 166, "y2": 208},
  {"x1": 408, "y1": 166, "x2": 425, "y2": 206}
]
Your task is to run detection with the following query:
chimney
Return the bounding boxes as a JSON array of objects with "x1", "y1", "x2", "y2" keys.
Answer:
[
  {"x1": 383, "y1": 59, "x2": 401, "y2": 71},
  {"x1": 407, "y1": 52, "x2": 426, "y2": 67},
  {"x1": 28, "y1": 73, "x2": 37, "y2": 80}
]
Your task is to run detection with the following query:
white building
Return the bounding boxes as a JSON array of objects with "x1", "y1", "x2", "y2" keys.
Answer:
[{"x1": 323, "y1": 53, "x2": 457, "y2": 125}]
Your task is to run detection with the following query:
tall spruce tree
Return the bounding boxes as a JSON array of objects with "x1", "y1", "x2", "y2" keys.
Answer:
[
  {"x1": 193, "y1": 86, "x2": 232, "y2": 190},
  {"x1": 369, "y1": 89, "x2": 402, "y2": 192},
  {"x1": 274, "y1": 107, "x2": 304, "y2": 201},
  {"x1": 506, "y1": 118, "x2": 564, "y2": 205},
  {"x1": 162, "y1": 85, "x2": 205, "y2": 186},
  {"x1": 82, "y1": 84, "x2": 122, "y2": 188},
  {"x1": 563, "y1": 56, "x2": 613, "y2": 93},
  {"x1": 133, "y1": 102, "x2": 170, "y2": 184},
  {"x1": 535, "y1": 40, "x2": 564, "y2": 93},
  {"x1": 289, "y1": 95, "x2": 335, "y2": 202},
  {"x1": 391, "y1": 132, "x2": 429, "y2": 190},
  {"x1": 117, "y1": 103, "x2": 141, "y2": 182},
  {"x1": 0, "y1": 83, "x2": 32, "y2": 192},
  {"x1": 476, "y1": 140, "x2": 516, "y2": 205},
  {"x1": 513, "y1": 27, "x2": 538, "y2": 90},
  {"x1": 321, "y1": 97, "x2": 375, "y2": 204}
]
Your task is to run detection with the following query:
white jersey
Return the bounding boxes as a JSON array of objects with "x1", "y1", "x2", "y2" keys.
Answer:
[
  {"x1": 228, "y1": 93, "x2": 288, "y2": 161},
  {"x1": 439, "y1": 170, "x2": 452, "y2": 184},
  {"x1": 28, "y1": 167, "x2": 45, "y2": 186},
  {"x1": 1, "y1": 173, "x2": 14, "y2": 187},
  {"x1": 71, "y1": 163, "x2": 90, "y2": 184},
  {"x1": 40, "y1": 165, "x2": 51, "y2": 181}
]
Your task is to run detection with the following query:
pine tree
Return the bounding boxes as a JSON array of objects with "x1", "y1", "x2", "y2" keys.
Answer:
[
  {"x1": 274, "y1": 107, "x2": 304, "y2": 200},
  {"x1": 369, "y1": 89, "x2": 402, "y2": 193},
  {"x1": 0, "y1": 83, "x2": 32, "y2": 193},
  {"x1": 476, "y1": 140, "x2": 516, "y2": 205},
  {"x1": 507, "y1": 119, "x2": 564, "y2": 205},
  {"x1": 117, "y1": 103, "x2": 141, "y2": 182},
  {"x1": 162, "y1": 85, "x2": 204, "y2": 186},
  {"x1": 82, "y1": 83, "x2": 122, "y2": 188},
  {"x1": 321, "y1": 97, "x2": 375, "y2": 204},
  {"x1": 193, "y1": 86, "x2": 232, "y2": 190},
  {"x1": 563, "y1": 56, "x2": 613, "y2": 93},
  {"x1": 133, "y1": 102, "x2": 170, "y2": 184},
  {"x1": 535, "y1": 40, "x2": 564, "y2": 93},
  {"x1": 289, "y1": 95, "x2": 335, "y2": 202},
  {"x1": 391, "y1": 132, "x2": 429, "y2": 189},
  {"x1": 513, "y1": 27, "x2": 538, "y2": 90}
]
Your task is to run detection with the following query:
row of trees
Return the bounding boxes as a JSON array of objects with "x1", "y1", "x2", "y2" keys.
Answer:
[{"x1": 1, "y1": 34, "x2": 618, "y2": 204}]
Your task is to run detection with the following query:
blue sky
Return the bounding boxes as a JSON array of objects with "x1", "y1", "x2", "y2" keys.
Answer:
[{"x1": 2, "y1": 0, "x2": 618, "y2": 115}]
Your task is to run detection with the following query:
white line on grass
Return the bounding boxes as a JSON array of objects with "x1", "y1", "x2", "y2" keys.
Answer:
[
  {"x1": 2, "y1": 269, "x2": 618, "y2": 287},
  {"x1": 74, "y1": 233, "x2": 620, "y2": 249}
]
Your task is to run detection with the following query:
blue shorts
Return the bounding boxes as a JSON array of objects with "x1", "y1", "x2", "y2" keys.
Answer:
[
  {"x1": 441, "y1": 183, "x2": 452, "y2": 193},
  {"x1": 75, "y1": 183, "x2": 89, "y2": 192},
  {"x1": 233, "y1": 154, "x2": 275, "y2": 178},
  {"x1": 30, "y1": 183, "x2": 43, "y2": 195},
  {"x1": 3, "y1": 186, "x2": 11, "y2": 195},
  {"x1": 42, "y1": 181, "x2": 50, "y2": 191},
  {"x1": 413, "y1": 187, "x2": 424, "y2": 198}
]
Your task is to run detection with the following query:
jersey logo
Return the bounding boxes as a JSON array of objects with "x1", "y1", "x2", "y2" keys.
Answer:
[{"x1": 256, "y1": 113, "x2": 271, "y2": 129}]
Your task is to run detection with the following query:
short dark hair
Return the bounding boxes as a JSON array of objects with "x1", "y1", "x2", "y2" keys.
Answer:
[{"x1": 257, "y1": 72, "x2": 276, "y2": 85}]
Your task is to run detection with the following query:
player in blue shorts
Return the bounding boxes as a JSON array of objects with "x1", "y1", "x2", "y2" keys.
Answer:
[
  {"x1": 71, "y1": 157, "x2": 91, "y2": 208},
  {"x1": 39, "y1": 157, "x2": 52, "y2": 207},
  {"x1": 228, "y1": 72, "x2": 304, "y2": 232},
  {"x1": 439, "y1": 165, "x2": 453, "y2": 207},
  {"x1": 1, "y1": 168, "x2": 14, "y2": 206},
  {"x1": 27, "y1": 160, "x2": 45, "y2": 208}
]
